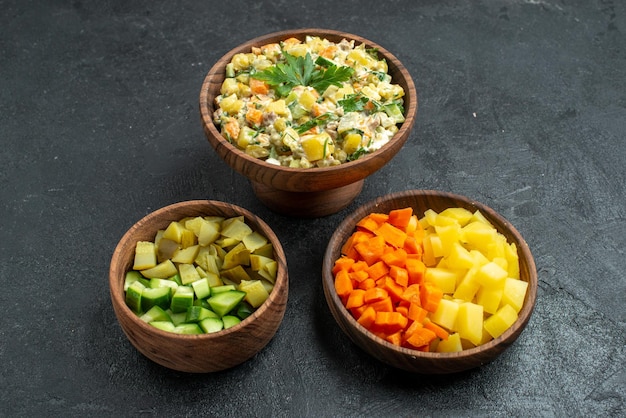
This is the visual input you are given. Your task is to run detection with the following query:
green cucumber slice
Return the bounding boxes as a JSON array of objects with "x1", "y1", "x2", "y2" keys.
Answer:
[
  {"x1": 222, "y1": 315, "x2": 241, "y2": 329},
  {"x1": 140, "y1": 286, "x2": 171, "y2": 312},
  {"x1": 140, "y1": 305, "x2": 172, "y2": 323},
  {"x1": 150, "y1": 321, "x2": 176, "y2": 332},
  {"x1": 210, "y1": 284, "x2": 236, "y2": 295},
  {"x1": 169, "y1": 286, "x2": 194, "y2": 313},
  {"x1": 207, "y1": 290, "x2": 246, "y2": 317},
  {"x1": 173, "y1": 323, "x2": 203, "y2": 335},
  {"x1": 382, "y1": 103, "x2": 405, "y2": 123},
  {"x1": 191, "y1": 278, "x2": 211, "y2": 299},
  {"x1": 125, "y1": 280, "x2": 145, "y2": 313},
  {"x1": 199, "y1": 317, "x2": 223, "y2": 333},
  {"x1": 185, "y1": 306, "x2": 218, "y2": 323},
  {"x1": 125, "y1": 271, "x2": 149, "y2": 291}
]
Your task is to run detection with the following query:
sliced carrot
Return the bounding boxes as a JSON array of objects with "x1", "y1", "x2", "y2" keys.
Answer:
[
  {"x1": 350, "y1": 305, "x2": 367, "y2": 319},
  {"x1": 403, "y1": 235, "x2": 422, "y2": 256},
  {"x1": 356, "y1": 215, "x2": 382, "y2": 233},
  {"x1": 405, "y1": 258, "x2": 426, "y2": 286},
  {"x1": 421, "y1": 282, "x2": 443, "y2": 312},
  {"x1": 365, "y1": 260, "x2": 389, "y2": 280},
  {"x1": 355, "y1": 235, "x2": 386, "y2": 265},
  {"x1": 349, "y1": 270, "x2": 369, "y2": 283},
  {"x1": 381, "y1": 248, "x2": 408, "y2": 267},
  {"x1": 249, "y1": 78, "x2": 270, "y2": 95},
  {"x1": 332, "y1": 256, "x2": 355, "y2": 275},
  {"x1": 423, "y1": 319, "x2": 450, "y2": 341},
  {"x1": 378, "y1": 276, "x2": 404, "y2": 303},
  {"x1": 408, "y1": 302, "x2": 428, "y2": 323},
  {"x1": 357, "y1": 306, "x2": 377, "y2": 329},
  {"x1": 334, "y1": 269, "x2": 353, "y2": 298},
  {"x1": 368, "y1": 297, "x2": 393, "y2": 312},
  {"x1": 363, "y1": 287, "x2": 388, "y2": 304},
  {"x1": 386, "y1": 331, "x2": 403, "y2": 346},
  {"x1": 375, "y1": 222, "x2": 407, "y2": 248},
  {"x1": 358, "y1": 278, "x2": 376, "y2": 290},
  {"x1": 245, "y1": 108, "x2": 263, "y2": 127},
  {"x1": 223, "y1": 117, "x2": 240, "y2": 140},
  {"x1": 388, "y1": 207, "x2": 413, "y2": 229},
  {"x1": 401, "y1": 284, "x2": 421, "y2": 304},
  {"x1": 369, "y1": 212, "x2": 389, "y2": 224},
  {"x1": 396, "y1": 304, "x2": 409, "y2": 318},
  {"x1": 403, "y1": 317, "x2": 424, "y2": 339},
  {"x1": 320, "y1": 44, "x2": 337, "y2": 59},
  {"x1": 389, "y1": 265, "x2": 409, "y2": 287},
  {"x1": 375, "y1": 311, "x2": 408, "y2": 334},
  {"x1": 405, "y1": 327, "x2": 437, "y2": 349},
  {"x1": 345, "y1": 289, "x2": 366, "y2": 309}
]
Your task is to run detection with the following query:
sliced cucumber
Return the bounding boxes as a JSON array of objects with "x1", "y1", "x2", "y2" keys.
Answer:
[
  {"x1": 150, "y1": 321, "x2": 176, "y2": 333},
  {"x1": 170, "y1": 286, "x2": 194, "y2": 313},
  {"x1": 383, "y1": 103, "x2": 405, "y2": 123},
  {"x1": 185, "y1": 305, "x2": 218, "y2": 323},
  {"x1": 140, "y1": 305, "x2": 171, "y2": 323},
  {"x1": 125, "y1": 280, "x2": 145, "y2": 313},
  {"x1": 207, "y1": 290, "x2": 246, "y2": 317},
  {"x1": 173, "y1": 323, "x2": 203, "y2": 335},
  {"x1": 140, "y1": 286, "x2": 171, "y2": 312},
  {"x1": 191, "y1": 278, "x2": 211, "y2": 299},
  {"x1": 222, "y1": 315, "x2": 241, "y2": 329},
  {"x1": 199, "y1": 317, "x2": 224, "y2": 333}
]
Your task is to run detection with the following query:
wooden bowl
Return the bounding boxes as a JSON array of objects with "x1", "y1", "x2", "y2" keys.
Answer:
[
  {"x1": 199, "y1": 29, "x2": 418, "y2": 217},
  {"x1": 109, "y1": 200, "x2": 289, "y2": 373},
  {"x1": 322, "y1": 190, "x2": 537, "y2": 374}
]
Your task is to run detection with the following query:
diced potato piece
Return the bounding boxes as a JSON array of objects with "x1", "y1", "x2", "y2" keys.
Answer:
[
  {"x1": 425, "y1": 268, "x2": 458, "y2": 294},
  {"x1": 501, "y1": 278, "x2": 528, "y2": 313},
  {"x1": 237, "y1": 126, "x2": 257, "y2": 149},
  {"x1": 436, "y1": 332, "x2": 463, "y2": 353},
  {"x1": 475, "y1": 261, "x2": 508, "y2": 289},
  {"x1": 462, "y1": 221, "x2": 498, "y2": 254},
  {"x1": 453, "y1": 267, "x2": 481, "y2": 301},
  {"x1": 301, "y1": 132, "x2": 334, "y2": 161},
  {"x1": 438, "y1": 207, "x2": 473, "y2": 226},
  {"x1": 476, "y1": 285, "x2": 503, "y2": 315},
  {"x1": 343, "y1": 132, "x2": 362, "y2": 155},
  {"x1": 221, "y1": 265, "x2": 252, "y2": 284},
  {"x1": 220, "y1": 78, "x2": 239, "y2": 96},
  {"x1": 298, "y1": 89, "x2": 318, "y2": 111},
  {"x1": 265, "y1": 99, "x2": 288, "y2": 116},
  {"x1": 504, "y1": 243, "x2": 520, "y2": 279},
  {"x1": 180, "y1": 228, "x2": 196, "y2": 249},
  {"x1": 429, "y1": 298, "x2": 459, "y2": 331},
  {"x1": 178, "y1": 263, "x2": 201, "y2": 285},
  {"x1": 133, "y1": 241, "x2": 157, "y2": 270},
  {"x1": 484, "y1": 304, "x2": 518, "y2": 339},
  {"x1": 446, "y1": 242, "x2": 476, "y2": 270},
  {"x1": 195, "y1": 248, "x2": 220, "y2": 274},
  {"x1": 140, "y1": 259, "x2": 178, "y2": 279},
  {"x1": 434, "y1": 224, "x2": 462, "y2": 257},
  {"x1": 239, "y1": 280, "x2": 270, "y2": 308},
  {"x1": 219, "y1": 94, "x2": 244, "y2": 114},
  {"x1": 456, "y1": 302, "x2": 484, "y2": 346}
]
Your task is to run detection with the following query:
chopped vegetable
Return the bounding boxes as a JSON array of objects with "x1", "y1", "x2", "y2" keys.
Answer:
[
  {"x1": 333, "y1": 206, "x2": 527, "y2": 352},
  {"x1": 212, "y1": 35, "x2": 406, "y2": 168},
  {"x1": 124, "y1": 216, "x2": 279, "y2": 334}
]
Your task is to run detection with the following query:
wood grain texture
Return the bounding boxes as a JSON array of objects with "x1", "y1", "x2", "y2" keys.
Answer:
[
  {"x1": 109, "y1": 200, "x2": 289, "y2": 373},
  {"x1": 322, "y1": 190, "x2": 537, "y2": 374},
  {"x1": 199, "y1": 28, "x2": 418, "y2": 217}
]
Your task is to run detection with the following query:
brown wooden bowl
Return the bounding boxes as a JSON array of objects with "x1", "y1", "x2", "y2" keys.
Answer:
[
  {"x1": 199, "y1": 29, "x2": 418, "y2": 217},
  {"x1": 322, "y1": 190, "x2": 537, "y2": 374},
  {"x1": 109, "y1": 200, "x2": 289, "y2": 373}
]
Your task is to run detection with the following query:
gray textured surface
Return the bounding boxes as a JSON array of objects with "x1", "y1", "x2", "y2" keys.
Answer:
[{"x1": 1, "y1": 0, "x2": 624, "y2": 416}]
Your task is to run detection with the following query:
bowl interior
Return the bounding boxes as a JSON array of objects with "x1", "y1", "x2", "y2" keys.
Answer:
[
  {"x1": 322, "y1": 190, "x2": 537, "y2": 374},
  {"x1": 199, "y1": 28, "x2": 418, "y2": 193},
  {"x1": 109, "y1": 200, "x2": 289, "y2": 372}
]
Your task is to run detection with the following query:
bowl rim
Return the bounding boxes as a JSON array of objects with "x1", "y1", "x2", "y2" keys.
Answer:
[
  {"x1": 199, "y1": 27, "x2": 418, "y2": 177},
  {"x1": 322, "y1": 189, "x2": 538, "y2": 360},
  {"x1": 109, "y1": 199, "x2": 289, "y2": 340}
]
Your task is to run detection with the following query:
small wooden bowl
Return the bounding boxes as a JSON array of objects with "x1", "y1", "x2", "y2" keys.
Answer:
[
  {"x1": 199, "y1": 29, "x2": 418, "y2": 217},
  {"x1": 109, "y1": 200, "x2": 289, "y2": 373},
  {"x1": 322, "y1": 190, "x2": 537, "y2": 374}
]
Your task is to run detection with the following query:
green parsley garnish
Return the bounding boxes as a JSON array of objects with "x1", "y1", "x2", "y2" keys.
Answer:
[{"x1": 252, "y1": 51, "x2": 354, "y2": 97}]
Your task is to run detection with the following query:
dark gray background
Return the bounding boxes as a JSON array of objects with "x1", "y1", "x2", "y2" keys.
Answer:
[{"x1": 1, "y1": 0, "x2": 624, "y2": 416}]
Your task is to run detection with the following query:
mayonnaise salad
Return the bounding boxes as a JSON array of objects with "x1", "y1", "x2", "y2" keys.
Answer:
[{"x1": 212, "y1": 36, "x2": 406, "y2": 168}]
